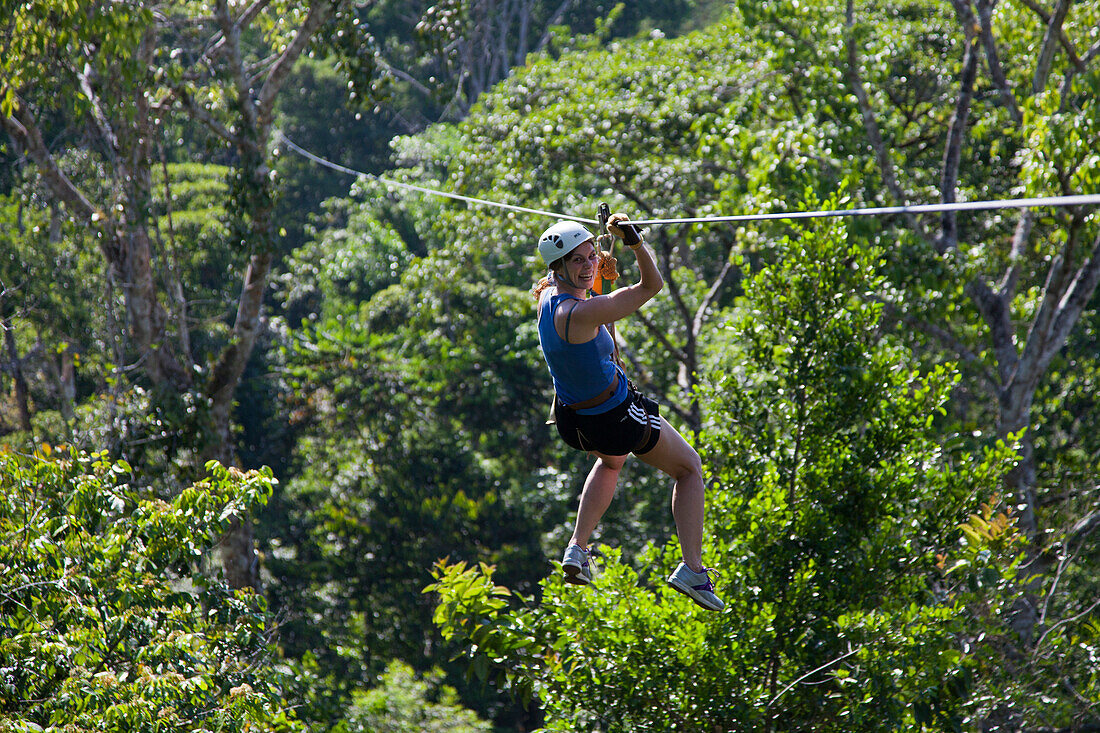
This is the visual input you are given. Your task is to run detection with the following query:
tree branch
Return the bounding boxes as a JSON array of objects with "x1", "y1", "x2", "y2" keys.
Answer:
[
  {"x1": 965, "y1": 277, "x2": 1018, "y2": 387},
  {"x1": 77, "y1": 60, "x2": 121, "y2": 161},
  {"x1": 193, "y1": 0, "x2": 272, "y2": 73},
  {"x1": 657, "y1": 234, "x2": 696, "y2": 336},
  {"x1": 1031, "y1": 0, "x2": 1072, "y2": 93},
  {"x1": 940, "y1": 1, "x2": 980, "y2": 252},
  {"x1": 1066, "y1": 506, "x2": 1100, "y2": 556},
  {"x1": 534, "y1": 0, "x2": 575, "y2": 54},
  {"x1": 2, "y1": 99, "x2": 100, "y2": 223},
  {"x1": 1014, "y1": 0, "x2": 1086, "y2": 73},
  {"x1": 694, "y1": 248, "x2": 737, "y2": 339},
  {"x1": 1012, "y1": 247, "x2": 1064, "y2": 387},
  {"x1": 633, "y1": 309, "x2": 691, "y2": 367},
  {"x1": 843, "y1": 0, "x2": 930, "y2": 243},
  {"x1": 1038, "y1": 228, "x2": 1100, "y2": 373},
  {"x1": 376, "y1": 57, "x2": 434, "y2": 98},
  {"x1": 256, "y1": 0, "x2": 334, "y2": 127},
  {"x1": 1059, "y1": 38, "x2": 1100, "y2": 111},
  {"x1": 975, "y1": 0, "x2": 1022, "y2": 124},
  {"x1": 998, "y1": 210, "x2": 1035, "y2": 299},
  {"x1": 214, "y1": 0, "x2": 259, "y2": 137},
  {"x1": 207, "y1": 252, "x2": 274, "y2": 406},
  {"x1": 175, "y1": 87, "x2": 242, "y2": 147},
  {"x1": 1011, "y1": 222, "x2": 1100, "y2": 404}
]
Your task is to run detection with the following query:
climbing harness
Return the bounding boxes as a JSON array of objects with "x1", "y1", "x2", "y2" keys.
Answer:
[
  {"x1": 540, "y1": 201, "x2": 631, "y2": 426},
  {"x1": 593, "y1": 202, "x2": 627, "y2": 374}
]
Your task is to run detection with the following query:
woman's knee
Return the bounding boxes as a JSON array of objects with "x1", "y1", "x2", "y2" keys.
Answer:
[
  {"x1": 657, "y1": 438, "x2": 702, "y2": 482},
  {"x1": 677, "y1": 446, "x2": 703, "y2": 481},
  {"x1": 595, "y1": 453, "x2": 627, "y2": 472}
]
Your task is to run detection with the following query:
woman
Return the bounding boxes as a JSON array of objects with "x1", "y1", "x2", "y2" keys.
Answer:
[{"x1": 533, "y1": 213, "x2": 723, "y2": 612}]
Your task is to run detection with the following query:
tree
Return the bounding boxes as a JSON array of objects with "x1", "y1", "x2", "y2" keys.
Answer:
[
  {"x1": 0, "y1": 446, "x2": 299, "y2": 731},
  {"x1": 0, "y1": 0, "x2": 367, "y2": 587},
  {"x1": 428, "y1": 215, "x2": 1027, "y2": 731},
  {"x1": 734, "y1": 1, "x2": 1100, "y2": 722},
  {"x1": 839, "y1": 0, "x2": 1100, "y2": 544},
  {"x1": 341, "y1": 660, "x2": 491, "y2": 732},
  {"x1": 260, "y1": 221, "x2": 554, "y2": 726}
]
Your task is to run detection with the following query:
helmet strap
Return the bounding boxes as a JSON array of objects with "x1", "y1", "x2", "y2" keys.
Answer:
[{"x1": 554, "y1": 270, "x2": 582, "y2": 292}]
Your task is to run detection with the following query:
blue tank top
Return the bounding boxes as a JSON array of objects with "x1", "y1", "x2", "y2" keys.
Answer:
[{"x1": 538, "y1": 292, "x2": 627, "y2": 415}]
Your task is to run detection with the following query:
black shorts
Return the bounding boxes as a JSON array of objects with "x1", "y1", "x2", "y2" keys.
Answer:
[{"x1": 554, "y1": 387, "x2": 662, "y2": 456}]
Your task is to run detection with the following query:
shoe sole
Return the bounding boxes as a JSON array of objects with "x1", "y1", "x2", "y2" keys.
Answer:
[
  {"x1": 562, "y1": 563, "x2": 591, "y2": 585},
  {"x1": 667, "y1": 578, "x2": 723, "y2": 611}
]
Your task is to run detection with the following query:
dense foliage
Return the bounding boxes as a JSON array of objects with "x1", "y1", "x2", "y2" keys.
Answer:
[
  {"x1": 3, "y1": 0, "x2": 1099, "y2": 730},
  {"x1": 0, "y1": 448, "x2": 298, "y2": 731},
  {"x1": 429, "y1": 216, "x2": 1035, "y2": 731}
]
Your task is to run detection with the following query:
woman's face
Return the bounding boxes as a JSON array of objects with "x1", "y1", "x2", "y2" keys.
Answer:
[{"x1": 561, "y1": 241, "x2": 597, "y2": 289}]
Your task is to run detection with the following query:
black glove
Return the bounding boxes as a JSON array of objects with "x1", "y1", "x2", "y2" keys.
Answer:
[{"x1": 608, "y1": 214, "x2": 642, "y2": 247}]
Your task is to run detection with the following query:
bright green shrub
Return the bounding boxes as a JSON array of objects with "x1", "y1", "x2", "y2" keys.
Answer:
[{"x1": 0, "y1": 446, "x2": 299, "y2": 732}]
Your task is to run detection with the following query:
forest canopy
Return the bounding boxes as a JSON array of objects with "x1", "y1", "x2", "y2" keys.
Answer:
[{"x1": 2, "y1": 1, "x2": 1099, "y2": 731}]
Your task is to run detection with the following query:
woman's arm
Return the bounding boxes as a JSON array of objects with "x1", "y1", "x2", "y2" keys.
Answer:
[{"x1": 567, "y1": 215, "x2": 662, "y2": 339}]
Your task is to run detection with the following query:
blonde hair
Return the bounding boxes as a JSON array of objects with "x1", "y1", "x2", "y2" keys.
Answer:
[
  {"x1": 531, "y1": 248, "x2": 619, "y2": 301},
  {"x1": 532, "y1": 271, "x2": 557, "y2": 300}
]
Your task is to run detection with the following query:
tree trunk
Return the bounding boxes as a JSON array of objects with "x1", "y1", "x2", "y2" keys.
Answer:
[
  {"x1": 998, "y1": 381, "x2": 1038, "y2": 540},
  {"x1": 1, "y1": 310, "x2": 31, "y2": 433},
  {"x1": 997, "y1": 380, "x2": 1042, "y2": 645},
  {"x1": 59, "y1": 348, "x2": 75, "y2": 423},
  {"x1": 191, "y1": 0, "x2": 335, "y2": 590},
  {"x1": 208, "y1": 252, "x2": 272, "y2": 591}
]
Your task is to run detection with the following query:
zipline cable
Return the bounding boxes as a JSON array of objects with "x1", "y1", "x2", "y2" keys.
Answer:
[
  {"x1": 628, "y1": 194, "x2": 1100, "y2": 226},
  {"x1": 277, "y1": 131, "x2": 1100, "y2": 226},
  {"x1": 275, "y1": 131, "x2": 593, "y2": 224}
]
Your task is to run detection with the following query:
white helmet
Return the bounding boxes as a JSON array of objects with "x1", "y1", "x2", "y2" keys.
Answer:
[{"x1": 538, "y1": 221, "x2": 594, "y2": 265}]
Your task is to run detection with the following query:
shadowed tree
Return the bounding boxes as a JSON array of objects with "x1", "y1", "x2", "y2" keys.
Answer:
[{"x1": 1, "y1": 0, "x2": 369, "y2": 587}]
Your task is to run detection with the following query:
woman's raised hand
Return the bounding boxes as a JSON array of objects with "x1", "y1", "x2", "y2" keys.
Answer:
[{"x1": 607, "y1": 212, "x2": 642, "y2": 247}]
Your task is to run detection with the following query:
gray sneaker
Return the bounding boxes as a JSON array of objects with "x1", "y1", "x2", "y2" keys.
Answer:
[
  {"x1": 562, "y1": 544, "x2": 592, "y2": 585},
  {"x1": 667, "y1": 563, "x2": 724, "y2": 611}
]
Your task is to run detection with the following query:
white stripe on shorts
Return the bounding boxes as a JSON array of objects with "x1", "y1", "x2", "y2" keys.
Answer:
[{"x1": 628, "y1": 403, "x2": 661, "y2": 430}]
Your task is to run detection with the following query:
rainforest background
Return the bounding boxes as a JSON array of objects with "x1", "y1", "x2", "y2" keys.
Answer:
[{"x1": 2, "y1": 0, "x2": 1100, "y2": 730}]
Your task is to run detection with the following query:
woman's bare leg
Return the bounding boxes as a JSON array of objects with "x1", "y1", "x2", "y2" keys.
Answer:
[
  {"x1": 568, "y1": 452, "x2": 627, "y2": 549},
  {"x1": 635, "y1": 417, "x2": 706, "y2": 571}
]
